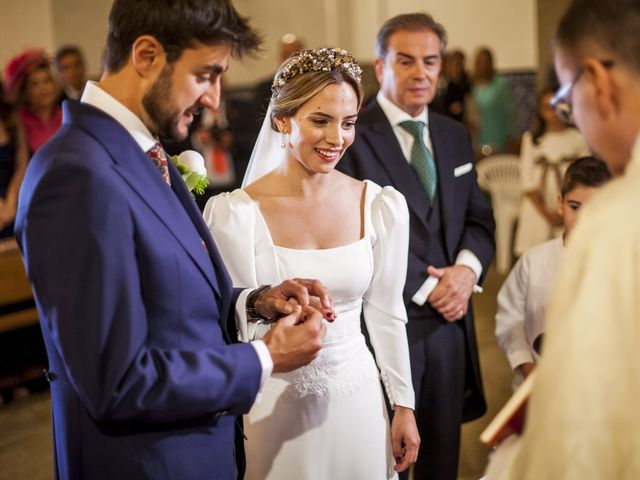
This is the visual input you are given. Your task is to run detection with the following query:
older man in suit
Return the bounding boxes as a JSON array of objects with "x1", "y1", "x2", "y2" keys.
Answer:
[
  {"x1": 339, "y1": 13, "x2": 495, "y2": 480},
  {"x1": 15, "y1": 1, "x2": 331, "y2": 479}
]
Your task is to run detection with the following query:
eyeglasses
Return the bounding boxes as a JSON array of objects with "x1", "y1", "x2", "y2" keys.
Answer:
[{"x1": 549, "y1": 59, "x2": 614, "y2": 125}]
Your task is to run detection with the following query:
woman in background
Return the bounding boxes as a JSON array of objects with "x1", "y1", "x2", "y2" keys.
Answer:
[
  {"x1": 513, "y1": 89, "x2": 589, "y2": 256},
  {"x1": 471, "y1": 47, "x2": 517, "y2": 156},
  {"x1": 4, "y1": 49, "x2": 62, "y2": 155},
  {"x1": 431, "y1": 49, "x2": 471, "y2": 123}
]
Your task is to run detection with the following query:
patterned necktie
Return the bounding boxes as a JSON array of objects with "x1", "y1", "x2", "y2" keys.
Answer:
[
  {"x1": 399, "y1": 120, "x2": 437, "y2": 201},
  {"x1": 147, "y1": 143, "x2": 171, "y2": 186}
]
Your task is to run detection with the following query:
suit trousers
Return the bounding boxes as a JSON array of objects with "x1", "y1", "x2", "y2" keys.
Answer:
[{"x1": 400, "y1": 317, "x2": 466, "y2": 480}]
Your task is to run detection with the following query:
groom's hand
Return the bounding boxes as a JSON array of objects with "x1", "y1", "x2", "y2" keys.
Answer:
[
  {"x1": 263, "y1": 306, "x2": 326, "y2": 372},
  {"x1": 255, "y1": 278, "x2": 335, "y2": 321}
]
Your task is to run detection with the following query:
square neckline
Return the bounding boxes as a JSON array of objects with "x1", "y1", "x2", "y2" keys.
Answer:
[{"x1": 238, "y1": 179, "x2": 373, "y2": 252}]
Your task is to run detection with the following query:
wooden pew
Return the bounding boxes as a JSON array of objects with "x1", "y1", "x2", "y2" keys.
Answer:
[
  {"x1": 0, "y1": 238, "x2": 38, "y2": 333},
  {"x1": 0, "y1": 238, "x2": 44, "y2": 393}
]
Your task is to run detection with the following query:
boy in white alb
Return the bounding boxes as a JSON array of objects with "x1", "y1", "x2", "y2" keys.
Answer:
[{"x1": 495, "y1": 157, "x2": 611, "y2": 387}]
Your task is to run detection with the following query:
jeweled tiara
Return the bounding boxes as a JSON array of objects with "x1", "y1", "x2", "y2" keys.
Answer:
[{"x1": 271, "y1": 47, "x2": 362, "y2": 97}]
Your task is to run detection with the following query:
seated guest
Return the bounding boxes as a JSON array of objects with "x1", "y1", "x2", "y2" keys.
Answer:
[
  {"x1": 0, "y1": 80, "x2": 44, "y2": 404},
  {"x1": 0, "y1": 80, "x2": 28, "y2": 238},
  {"x1": 495, "y1": 156, "x2": 611, "y2": 389},
  {"x1": 3, "y1": 49, "x2": 62, "y2": 155},
  {"x1": 54, "y1": 45, "x2": 87, "y2": 101}
]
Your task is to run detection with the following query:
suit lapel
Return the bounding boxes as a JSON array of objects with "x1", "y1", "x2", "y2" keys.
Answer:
[
  {"x1": 429, "y1": 111, "x2": 455, "y2": 261},
  {"x1": 361, "y1": 101, "x2": 431, "y2": 231},
  {"x1": 67, "y1": 102, "x2": 222, "y2": 299},
  {"x1": 168, "y1": 163, "x2": 232, "y2": 311}
]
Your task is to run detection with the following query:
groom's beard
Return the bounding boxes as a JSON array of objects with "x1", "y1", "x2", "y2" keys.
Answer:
[{"x1": 142, "y1": 64, "x2": 201, "y2": 144}]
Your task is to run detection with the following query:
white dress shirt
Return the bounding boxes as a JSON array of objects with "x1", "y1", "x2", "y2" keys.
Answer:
[
  {"x1": 376, "y1": 91, "x2": 483, "y2": 285},
  {"x1": 81, "y1": 82, "x2": 273, "y2": 393},
  {"x1": 495, "y1": 236, "x2": 564, "y2": 387}
]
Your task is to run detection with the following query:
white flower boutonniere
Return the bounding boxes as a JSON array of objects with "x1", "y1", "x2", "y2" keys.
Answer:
[{"x1": 171, "y1": 150, "x2": 209, "y2": 196}]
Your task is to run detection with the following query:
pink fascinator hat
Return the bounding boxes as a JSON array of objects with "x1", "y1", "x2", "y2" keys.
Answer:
[{"x1": 3, "y1": 48, "x2": 50, "y2": 104}]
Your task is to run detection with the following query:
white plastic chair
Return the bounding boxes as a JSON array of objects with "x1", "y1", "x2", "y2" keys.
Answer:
[{"x1": 476, "y1": 154, "x2": 521, "y2": 274}]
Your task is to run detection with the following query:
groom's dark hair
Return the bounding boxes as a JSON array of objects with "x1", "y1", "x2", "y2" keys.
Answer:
[{"x1": 104, "y1": 0, "x2": 261, "y2": 72}]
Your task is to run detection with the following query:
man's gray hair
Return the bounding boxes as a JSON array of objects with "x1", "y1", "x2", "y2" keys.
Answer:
[{"x1": 375, "y1": 13, "x2": 447, "y2": 59}]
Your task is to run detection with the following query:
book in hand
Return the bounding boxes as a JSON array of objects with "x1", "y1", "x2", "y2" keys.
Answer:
[{"x1": 480, "y1": 371, "x2": 536, "y2": 446}]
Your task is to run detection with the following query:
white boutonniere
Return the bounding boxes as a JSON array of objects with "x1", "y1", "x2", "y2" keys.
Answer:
[{"x1": 171, "y1": 150, "x2": 208, "y2": 196}]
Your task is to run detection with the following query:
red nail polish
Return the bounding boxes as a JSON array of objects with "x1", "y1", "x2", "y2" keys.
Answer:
[{"x1": 325, "y1": 311, "x2": 336, "y2": 320}]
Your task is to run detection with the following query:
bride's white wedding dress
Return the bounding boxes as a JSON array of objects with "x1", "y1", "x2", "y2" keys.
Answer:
[{"x1": 203, "y1": 180, "x2": 414, "y2": 479}]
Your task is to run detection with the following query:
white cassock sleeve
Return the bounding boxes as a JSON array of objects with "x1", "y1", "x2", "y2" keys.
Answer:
[{"x1": 495, "y1": 254, "x2": 534, "y2": 372}]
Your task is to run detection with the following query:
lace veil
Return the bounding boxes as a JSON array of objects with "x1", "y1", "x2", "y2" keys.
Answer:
[{"x1": 242, "y1": 103, "x2": 284, "y2": 187}]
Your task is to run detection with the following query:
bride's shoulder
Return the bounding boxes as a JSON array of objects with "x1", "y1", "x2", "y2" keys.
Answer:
[
  {"x1": 202, "y1": 188, "x2": 255, "y2": 226},
  {"x1": 333, "y1": 170, "x2": 367, "y2": 197},
  {"x1": 362, "y1": 180, "x2": 406, "y2": 208}
]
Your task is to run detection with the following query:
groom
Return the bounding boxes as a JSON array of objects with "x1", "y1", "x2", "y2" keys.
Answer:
[{"x1": 15, "y1": 1, "x2": 330, "y2": 479}]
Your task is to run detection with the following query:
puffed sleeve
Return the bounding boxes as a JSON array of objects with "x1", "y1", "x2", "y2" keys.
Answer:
[
  {"x1": 203, "y1": 191, "x2": 267, "y2": 342},
  {"x1": 362, "y1": 184, "x2": 415, "y2": 409}
]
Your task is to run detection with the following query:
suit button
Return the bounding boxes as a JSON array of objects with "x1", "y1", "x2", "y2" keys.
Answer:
[{"x1": 214, "y1": 410, "x2": 229, "y2": 420}]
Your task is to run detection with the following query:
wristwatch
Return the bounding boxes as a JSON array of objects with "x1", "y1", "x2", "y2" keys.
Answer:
[{"x1": 246, "y1": 285, "x2": 272, "y2": 322}]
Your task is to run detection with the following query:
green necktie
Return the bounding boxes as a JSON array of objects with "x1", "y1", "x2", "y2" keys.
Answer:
[{"x1": 399, "y1": 120, "x2": 437, "y2": 201}]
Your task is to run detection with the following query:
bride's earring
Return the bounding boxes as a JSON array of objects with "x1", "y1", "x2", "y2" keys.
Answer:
[{"x1": 280, "y1": 131, "x2": 288, "y2": 149}]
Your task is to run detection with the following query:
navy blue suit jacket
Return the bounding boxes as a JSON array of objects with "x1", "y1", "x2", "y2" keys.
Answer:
[
  {"x1": 338, "y1": 99, "x2": 495, "y2": 421},
  {"x1": 15, "y1": 101, "x2": 262, "y2": 479}
]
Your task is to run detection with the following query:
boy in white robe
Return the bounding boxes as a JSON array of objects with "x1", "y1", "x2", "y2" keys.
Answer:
[{"x1": 495, "y1": 156, "x2": 611, "y2": 388}]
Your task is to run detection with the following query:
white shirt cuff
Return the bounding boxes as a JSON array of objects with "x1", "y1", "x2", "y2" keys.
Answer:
[
  {"x1": 250, "y1": 340, "x2": 273, "y2": 393},
  {"x1": 455, "y1": 249, "x2": 483, "y2": 281},
  {"x1": 235, "y1": 289, "x2": 274, "y2": 400},
  {"x1": 235, "y1": 289, "x2": 252, "y2": 337},
  {"x1": 507, "y1": 348, "x2": 535, "y2": 372}
]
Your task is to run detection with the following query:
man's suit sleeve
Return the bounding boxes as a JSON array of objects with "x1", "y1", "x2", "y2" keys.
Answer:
[
  {"x1": 337, "y1": 149, "x2": 360, "y2": 178},
  {"x1": 20, "y1": 159, "x2": 262, "y2": 425}
]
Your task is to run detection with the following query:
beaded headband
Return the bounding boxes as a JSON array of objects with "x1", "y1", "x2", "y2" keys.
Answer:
[{"x1": 271, "y1": 47, "x2": 362, "y2": 97}]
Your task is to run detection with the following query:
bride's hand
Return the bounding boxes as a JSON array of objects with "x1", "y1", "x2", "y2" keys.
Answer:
[
  {"x1": 286, "y1": 295, "x2": 336, "y2": 323},
  {"x1": 391, "y1": 406, "x2": 420, "y2": 472},
  {"x1": 255, "y1": 278, "x2": 335, "y2": 322}
]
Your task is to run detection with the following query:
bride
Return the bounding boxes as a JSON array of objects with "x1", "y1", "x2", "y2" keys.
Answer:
[{"x1": 203, "y1": 48, "x2": 419, "y2": 479}]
